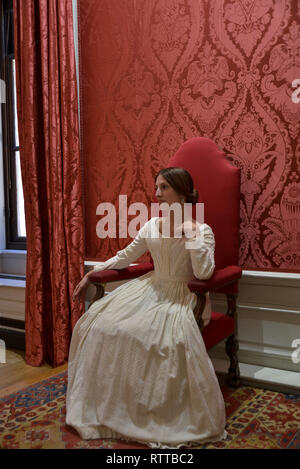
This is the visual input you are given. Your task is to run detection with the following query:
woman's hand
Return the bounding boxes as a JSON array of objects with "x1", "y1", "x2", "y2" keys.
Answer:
[
  {"x1": 73, "y1": 272, "x2": 92, "y2": 302},
  {"x1": 181, "y1": 220, "x2": 200, "y2": 239}
]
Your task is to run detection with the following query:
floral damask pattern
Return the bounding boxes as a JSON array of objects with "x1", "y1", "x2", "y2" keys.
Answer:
[
  {"x1": 114, "y1": 59, "x2": 162, "y2": 144},
  {"x1": 223, "y1": 0, "x2": 274, "y2": 57},
  {"x1": 261, "y1": 21, "x2": 300, "y2": 139},
  {"x1": 263, "y1": 180, "x2": 300, "y2": 268},
  {"x1": 150, "y1": 0, "x2": 191, "y2": 76},
  {"x1": 79, "y1": 0, "x2": 300, "y2": 272},
  {"x1": 180, "y1": 42, "x2": 237, "y2": 134}
]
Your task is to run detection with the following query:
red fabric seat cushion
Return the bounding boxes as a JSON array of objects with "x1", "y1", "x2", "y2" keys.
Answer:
[{"x1": 202, "y1": 311, "x2": 234, "y2": 350}]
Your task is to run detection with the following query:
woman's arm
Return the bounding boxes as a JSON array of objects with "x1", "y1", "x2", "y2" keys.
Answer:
[
  {"x1": 93, "y1": 221, "x2": 149, "y2": 272},
  {"x1": 185, "y1": 223, "x2": 215, "y2": 280},
  {"x1": 73, "y1": 221, "x2": 149, "y2": 301}
]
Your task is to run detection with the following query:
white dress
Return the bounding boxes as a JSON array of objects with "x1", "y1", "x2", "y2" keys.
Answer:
[{"x1": 66, "y1": 217, "x2": 227, "y2": 448}]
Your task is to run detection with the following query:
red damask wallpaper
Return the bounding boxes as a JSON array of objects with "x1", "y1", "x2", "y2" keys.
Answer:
[{"x1": 78, "y1": 0, "x2": 300, "y2": 272}]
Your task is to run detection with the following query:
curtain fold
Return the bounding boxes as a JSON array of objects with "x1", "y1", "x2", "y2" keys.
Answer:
[{"x1": 13, "y1": 0, "x2": 85, "y2": 367}]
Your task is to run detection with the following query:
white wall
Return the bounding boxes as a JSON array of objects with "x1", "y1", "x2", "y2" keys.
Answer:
[{"x1": 208, "y1": 271, "x2": 300, "y2": 391}]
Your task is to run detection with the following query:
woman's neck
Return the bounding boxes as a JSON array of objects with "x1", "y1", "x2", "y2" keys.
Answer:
[{"x1": 164, "y1": 207, "x2": 186, "y2": 225}]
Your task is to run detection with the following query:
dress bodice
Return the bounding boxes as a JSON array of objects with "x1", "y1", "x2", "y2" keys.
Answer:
[
  {"x1": 93, "y1": 217, "x2": 215, "y2": 282},
  {"x1": 146, "y1": 218, "x2": 201, "y2": 282}
]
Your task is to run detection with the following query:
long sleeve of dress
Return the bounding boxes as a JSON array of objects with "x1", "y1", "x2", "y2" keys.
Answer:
[
  {"x1": 185, "y1": 223, "x2": 215, "y2": 280},
  {"x1": 93, "y1": 221, "x2": 149, "y2": 272}
]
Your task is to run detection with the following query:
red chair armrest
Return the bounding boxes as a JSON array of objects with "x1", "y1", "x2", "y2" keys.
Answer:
[
  {"x1": 88, "y1": 262, "x2": 154, "y2": 284},
  {"x1": 188, "y1": 266, "x2": 242, "y2": 294}
]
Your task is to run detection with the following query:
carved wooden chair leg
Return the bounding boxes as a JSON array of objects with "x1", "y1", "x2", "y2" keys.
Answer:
[
  {"x1": 89, "y1": 283, "x2": 105, "y2": 307},
  {"x1": 193, "y1": 292, "x2": 206, "y2": 332},
  {"x1": 225, "y1": 293, "x2": 240, "y2": 388},
  {"x1": 225, "y1": 334, "x2": 240, "y2": 388}
]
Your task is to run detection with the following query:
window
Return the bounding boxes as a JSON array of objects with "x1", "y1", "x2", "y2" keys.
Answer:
[{"x1": 0, "y1": 0, "x2": 26, "y2": 249}]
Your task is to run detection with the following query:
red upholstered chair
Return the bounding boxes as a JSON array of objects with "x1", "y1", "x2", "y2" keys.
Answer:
[{"x1": 88, "y1": 137, "x2": 242, "y2": 387}]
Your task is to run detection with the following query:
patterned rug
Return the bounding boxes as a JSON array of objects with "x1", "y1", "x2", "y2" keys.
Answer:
[{"x1": 0, "y1": 371, "x2": 299, "y2": 449}]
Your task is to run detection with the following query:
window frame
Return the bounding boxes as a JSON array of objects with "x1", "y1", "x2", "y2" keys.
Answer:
[{"x1": 0, "y1": 0, "x2": 26, "y2": 250}]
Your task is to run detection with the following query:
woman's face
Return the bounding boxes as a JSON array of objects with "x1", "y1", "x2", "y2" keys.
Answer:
[{"x1": 155, "y1": 174, "x2": 183, "y2": 206}]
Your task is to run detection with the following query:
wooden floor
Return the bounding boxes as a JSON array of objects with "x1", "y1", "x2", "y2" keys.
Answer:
[
  {"x1": 0, "y1": 348, "x2": 68, "y2": 399},
  {"x1": 0, "y1": 349, "x2": 227, "y2": 400}
]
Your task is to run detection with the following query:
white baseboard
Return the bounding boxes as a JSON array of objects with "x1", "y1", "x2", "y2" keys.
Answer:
[
  {"x1": 210, "y1": 269, "x2": 300, "y2": 371},
  {"x1": 211, "y1": 357, "x2": 300, "y2": 395},
  {"x1": 0, "y1": 279, "x2": 26, "y2": 322},
  {"x1": 0, "y1": 250, "x2": 27, "y2": 276}
]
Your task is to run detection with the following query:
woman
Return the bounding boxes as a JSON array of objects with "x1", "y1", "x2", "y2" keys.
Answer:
[{"x1": 66, "y1": 167, "x2": 227, "y2": 448}]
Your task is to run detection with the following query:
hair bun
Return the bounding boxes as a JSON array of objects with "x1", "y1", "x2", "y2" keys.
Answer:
[{"x1": 187, "y1": 189, "x2": 198, "y2": 204}]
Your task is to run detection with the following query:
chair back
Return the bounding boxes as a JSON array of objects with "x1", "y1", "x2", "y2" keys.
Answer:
[{"x1": 167, "y1": 137, "x2": 241, "y2": 272}]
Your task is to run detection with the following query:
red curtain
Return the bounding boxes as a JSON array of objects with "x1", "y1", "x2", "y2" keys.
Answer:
[{"x1": 13, "y1": 0, "x2": 85, "y2": 367}]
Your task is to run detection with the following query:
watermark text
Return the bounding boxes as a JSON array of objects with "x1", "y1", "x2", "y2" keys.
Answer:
[
  {"x1": 291, "y1": 79, "x2": 300, "y2": 104},
  {"x1": 96, "y1": 198, "x2": 205, "y2": 248},
  {"x1": 291, "y1": 339, "x2": 300, "y2": 364}
]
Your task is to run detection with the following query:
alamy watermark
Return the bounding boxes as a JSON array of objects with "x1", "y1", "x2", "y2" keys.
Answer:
[
  {"x1": 291, "y1": 339, "x2": 300, "y2": 365},
  {"x1": 291, "y1": 79, "x2": 300, "y2": 104},
  {"x1": 96, "y1": 199, "x2": 205, "y2": 248},
  {"x1": 0, "y1": 339, "x2": 6, "y2": 364}
]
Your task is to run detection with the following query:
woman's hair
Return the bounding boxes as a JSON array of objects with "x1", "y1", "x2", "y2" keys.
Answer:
[{"x1": 156, "y1": 167, "x2": 198, "y2": 205}]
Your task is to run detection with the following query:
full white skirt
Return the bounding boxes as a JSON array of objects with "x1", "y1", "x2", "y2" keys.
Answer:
[{"x1": 66, "y1": 271, "x2": 227, "y2": 448}]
